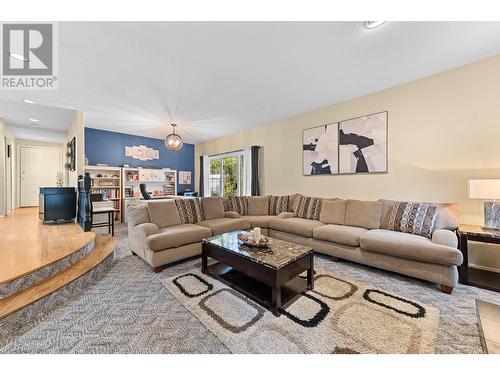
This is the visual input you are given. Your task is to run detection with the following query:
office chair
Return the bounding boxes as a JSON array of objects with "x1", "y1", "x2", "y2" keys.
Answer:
[{"x1": 139, "y1": 183, "x2": 152, "y2": 200}]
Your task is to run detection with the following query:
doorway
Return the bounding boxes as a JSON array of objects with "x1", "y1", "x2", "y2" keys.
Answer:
[
  {"x1": 20, "y1": 146, "x2": 62, "y2": 207},
  {"x1": 208, "y1": 151, "x2": 245, "y2": 197}
]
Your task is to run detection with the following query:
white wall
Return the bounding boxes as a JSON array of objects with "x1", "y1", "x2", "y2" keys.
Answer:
[
  {"x1": 0, "y1": 119, "x2": 16, "y2": 216},
  {"x1": 196, "y1": 54, "x2": 500, "y2": 271},
  {"x1": 196, "y1": 54, "x2": 500, "y2": 223}
]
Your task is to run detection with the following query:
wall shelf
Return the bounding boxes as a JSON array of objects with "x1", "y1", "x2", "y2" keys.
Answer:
[
  {"x1": 84, "y1": 165, "x2": 122, "y2": 222},
  {"x1": 121, "y1": 167, "x2": 177, "y2": 222}
]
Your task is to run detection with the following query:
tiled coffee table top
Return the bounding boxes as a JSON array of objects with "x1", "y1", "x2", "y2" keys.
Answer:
[{"x1": 203, "y1": 231, "x2": 313, "y2": 270}]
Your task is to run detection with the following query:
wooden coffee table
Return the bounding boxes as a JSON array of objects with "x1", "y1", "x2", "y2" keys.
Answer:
[{"x1": 201, "y1": 231, "x2": 314, "y2": 316}]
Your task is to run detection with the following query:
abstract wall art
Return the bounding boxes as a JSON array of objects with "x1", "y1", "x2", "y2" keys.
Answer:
[
  {"x1": 338, "y1": 111, "x2": 388, "y2": 174},
  {"x1": 302, "y1": 123, "x2": 339, "y2": 175}
]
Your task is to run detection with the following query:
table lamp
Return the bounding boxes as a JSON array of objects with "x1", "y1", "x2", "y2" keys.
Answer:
[{"x1": 468, "y1": 179, "x2": 500, "y2": 229}]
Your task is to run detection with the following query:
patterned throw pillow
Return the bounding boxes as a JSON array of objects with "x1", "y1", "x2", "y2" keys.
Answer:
[
  {"x1": 269, "y1": 195, "x2": 289, "y2": 215},
  {"x1": 175, "y1": 198, "x2": 205, "y2": 224},
  {"x1": 294, "y1": 196, "x2": 322, "y2": 220},
  {"x1": 386, "y1": 201, "x2": 437, "y2": 239},
  {"x1": 228, "y1": 196, "x2": 248, "y2": 215}
]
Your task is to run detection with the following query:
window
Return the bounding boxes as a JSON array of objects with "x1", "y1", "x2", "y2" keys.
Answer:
[{"x1": 208, "y1": 151, "x2": 245, "y2": 197}]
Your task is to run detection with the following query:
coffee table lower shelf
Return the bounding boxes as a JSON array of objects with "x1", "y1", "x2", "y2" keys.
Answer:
[{"x1": 204, "y1": 262, "x2": 308, "y2": 315}]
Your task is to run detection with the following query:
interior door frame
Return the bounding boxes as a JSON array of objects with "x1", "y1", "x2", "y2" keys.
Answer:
[
  {"x1": 19, "y1": 144, "x2": 63, "y2": 207},
  {"x1": 4, "y1": 137, "x2": 14, "y2": 215}
]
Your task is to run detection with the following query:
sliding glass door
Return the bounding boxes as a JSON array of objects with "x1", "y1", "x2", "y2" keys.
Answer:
[{"x1": 208, "y1": 151, "x2": 245, "y2": 197}]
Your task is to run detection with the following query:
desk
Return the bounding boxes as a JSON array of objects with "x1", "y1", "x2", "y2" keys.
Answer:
[{"x1": 92, "y1": 207, "x2": 119, "y2": 236}]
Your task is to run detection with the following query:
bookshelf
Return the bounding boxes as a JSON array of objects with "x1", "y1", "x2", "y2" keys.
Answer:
[
  {"x1": 84, "y1": 165, "x2": 122, "y2": 222},
  {"x1": 121, "y1": 167, "x2": 177, "y2": 222}
]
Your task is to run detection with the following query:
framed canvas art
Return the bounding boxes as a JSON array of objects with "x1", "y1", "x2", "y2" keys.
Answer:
[
  {"x1": 338, "y1": 111, "x2": 388, "y2": 174},
  {"x1": 179, "y1": 171, "x2": 192, "y2": 184},
  {"x1": 302, "y1": 123, "x2": 339, "y2": 175}
]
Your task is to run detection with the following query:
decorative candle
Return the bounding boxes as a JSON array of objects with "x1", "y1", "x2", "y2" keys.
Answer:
[{"x1": 254, "y1": 227, "x2": 261, "y2": 240}]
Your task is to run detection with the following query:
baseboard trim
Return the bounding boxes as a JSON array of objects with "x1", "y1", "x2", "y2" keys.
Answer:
[{"x1": 470, "y1": 263, "x2": 500, "y2": 274}]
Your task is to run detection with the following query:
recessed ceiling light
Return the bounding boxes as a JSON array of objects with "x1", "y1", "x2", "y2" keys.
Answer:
[
  {"x1": 29, "y1": 118, "x2": 39, "y2": 122},
  {"x1": 8, "y1": 52, "x2": 29, "y2": 62},
  {"x1": 363, "y1": 21, "x2": 386, "y2": 29},
  {"x1": 23, "y1": 99, "x2": 36, "y2": 104},
  {"x1": 29, "y1": 123, "x2": 39, "y2": 127}
]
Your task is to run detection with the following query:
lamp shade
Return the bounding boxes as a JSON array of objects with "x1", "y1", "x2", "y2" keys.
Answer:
[{"x1": 468, "y1": 179, "x2": 500, "y2": 200}]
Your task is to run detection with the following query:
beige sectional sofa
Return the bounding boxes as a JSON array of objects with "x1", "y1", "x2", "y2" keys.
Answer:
[{"x1": 127, "y1": 194, "x2": 463, "y2": 293}]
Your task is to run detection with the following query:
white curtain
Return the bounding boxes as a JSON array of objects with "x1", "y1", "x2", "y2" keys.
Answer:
[
  {"x1": 202, "y1": 155, "x2": 210, "y2": 197},
  {"x1": 244, "y1": 147, "x2": 253, "y2": 196}
]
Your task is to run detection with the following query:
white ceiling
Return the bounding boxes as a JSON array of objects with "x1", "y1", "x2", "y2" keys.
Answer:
[
  {"x1": 0, "y1": 100, "x2": 75, "y2": 143},
  {"x1": 1, "y1": 21, "x2": 500, "y2": 144}
]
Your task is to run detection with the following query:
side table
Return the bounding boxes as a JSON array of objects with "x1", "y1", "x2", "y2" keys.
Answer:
[{"x1": 457, "y1": 224, "x2": 500, "y2": 292}]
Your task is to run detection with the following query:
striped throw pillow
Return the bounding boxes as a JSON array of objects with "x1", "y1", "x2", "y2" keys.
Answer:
[
  {"x1": 386, "y1": 201, "x2": 437, "y2": 239},
  {"x1": 269, "y1": 195, "x2": 289, "y2": 215},
  {"x1": 294, "y1": 196, "x2": 322, "y2": 220},
  {"x1": 175, "y1": 198, "x2": 205, "y2": 224},
  {"x1": 228, "y1": 196, "x2": 248, "y2": 215}
]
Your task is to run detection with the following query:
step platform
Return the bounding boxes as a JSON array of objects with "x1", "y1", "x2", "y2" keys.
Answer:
[{"x1": 0, "y1": 208, "x2": 115, "y2": 319}]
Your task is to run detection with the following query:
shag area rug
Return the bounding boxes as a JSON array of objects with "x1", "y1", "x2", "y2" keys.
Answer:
[{"x1": 165, "y1": 268, "x2": 440, "y2": 353}]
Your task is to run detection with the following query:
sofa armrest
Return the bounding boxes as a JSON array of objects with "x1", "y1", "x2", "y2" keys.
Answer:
[
  {"x1": 140, "y1": 222, "x2": 161, "y2": 235},
  {"x1": 277, "y1": 212, "x2": 294, "y2": 219},
  {"x1": 225, "y1": 211, "x2": 241, "y2": 218},
  {"x1": 128, "y1": 222, "x2": 160, "y2": 255},
  {"x1": 432, "y1": 229, "x2": 458, "y2": 249}
]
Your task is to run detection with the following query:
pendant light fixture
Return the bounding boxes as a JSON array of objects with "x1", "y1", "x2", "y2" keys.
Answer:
[{"x1": 165, "y1": 123, "x2": 183, "y2": 151}]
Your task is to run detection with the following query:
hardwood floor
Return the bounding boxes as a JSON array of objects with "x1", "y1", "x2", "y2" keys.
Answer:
[
  {"x1": 0, "y1": 236, "x2": 115, "y2": 319},
  {"x1": 0, "y1": 207, "x2": 95, "y2": 284}
]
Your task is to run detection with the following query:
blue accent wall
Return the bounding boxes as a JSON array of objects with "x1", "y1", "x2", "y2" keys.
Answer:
[{"x1": 85, "y1": 127, "x2": 195, "y2": 192}]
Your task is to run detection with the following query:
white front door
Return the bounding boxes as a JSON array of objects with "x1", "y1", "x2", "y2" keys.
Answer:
[{"x1": 20, "y1": 146, "x2": 62, "y2": 207}]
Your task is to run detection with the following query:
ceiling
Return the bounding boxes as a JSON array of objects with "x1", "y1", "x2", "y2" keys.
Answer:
[
  {"x1": 0, "y1": 100, "x2": 75, "y2": 143},
  {"x1": 1, "y1": 21, "x2": 500, "y2": 144}
]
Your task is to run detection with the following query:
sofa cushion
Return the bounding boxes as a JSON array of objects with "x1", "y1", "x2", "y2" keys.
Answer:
[
  {"x1": 245, "y1": 215, "x2": 274, "y2": 228},
  {"x1": 269, "y1": 195, "x2": 289, "y2": 215},
  {"x1": 147, "y1": 200, "x2": 181, "y2": 229},
  {"x1": 175, "y1": 198, "x2": 205, "y2": 224},
  {"x1": 294, "y1": 196, "x2": 322, "y2": 220},
  {"x1": 360, "y1": 229, "x2": 463, "y2": 266},
  {"x1": 345, "y1": 199, "x2": 382, "y2": 229},
  {"x1": 228, "y1": 196, "x2": 248, "y2": 215},
  {"x1": 434, "y1": 203, "x2": 460, "y2": 231},
  {"x1": 269, "y1": 217, "x2": 325, "y2": 237},
  {"x1": 247, "y1": 196, "x2": 270, "y2": 215},
  {"x1": 319, "y1": 199, "x2": 347, "y2": 225},
  {"x1": 224, "y1": 211, "x2": 241, "y2": 219},
  {"x1": 288, "y1": 193, "x2": 302, "y2": 212},
  {"x1": 379, "y1": 199, "x2": 460, "y2": 231},
  {"x1": 385, "y1": 201, "x2": 437, "y2": 239},
  {"x1": 201, "y1": 197, "x2": 225, "y2": 220},
  {"x1": 313, "y1": 224, "x2": 367, "y2": 247},
  {"x1": 221, "y1": 197, "x2": 230, "y2": 212},
  {"x1": 147, "y1": 224, "x2": 211, "y2": 252},
  {"x1": 197, "y1": 217, "x2": 250, "y2": 235},
  {"x1": 128, "y1": 205, "x2": 151, "y2": 226}
]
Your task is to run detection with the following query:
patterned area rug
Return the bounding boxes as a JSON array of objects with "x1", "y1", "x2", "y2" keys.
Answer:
[
  {"x1": 165, "y1": 269, "x2": 440, "y2": 353},
  {"x1": 1, "y1": 223, "x2": 498, "y2": 353}
]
